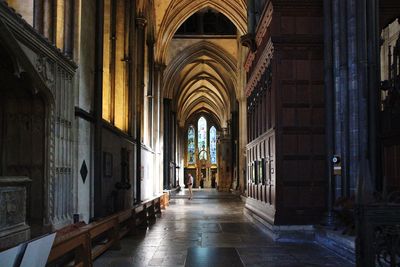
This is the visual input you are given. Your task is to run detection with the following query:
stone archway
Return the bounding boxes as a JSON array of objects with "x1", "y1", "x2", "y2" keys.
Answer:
[
  {"x1": 158, "y1": 1, "x2": 248, "y2": 192},
  {"x1": 163, "y1": 41, "x2": 238, "y2": 129},
  {"x1": 155, "y1": 0, "x2": 247, "y2": 63},
  {"x1": 0, "y1": 47, "x2": 47, "y2": 243}
]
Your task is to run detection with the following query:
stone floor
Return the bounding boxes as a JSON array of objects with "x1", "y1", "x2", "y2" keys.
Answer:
[{"x1": 94, "y1": 189, "x2": 354, "y2": 267}]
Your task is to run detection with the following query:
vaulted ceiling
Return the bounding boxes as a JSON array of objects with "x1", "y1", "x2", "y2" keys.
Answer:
[
  {"x1": 155, "y1": 0, "x2": 247, "y2": 129},
  {"x1": 154, "y1": 0, "x2": 247, "y2": 63}
]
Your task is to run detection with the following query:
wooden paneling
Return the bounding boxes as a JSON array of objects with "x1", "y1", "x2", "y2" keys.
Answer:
[
  {"x1": 245, "y1": 0, "x2": 325, "y2": 225},
  {"x1": 382, "y1": 142, "x2": 400, "y2": 191}
]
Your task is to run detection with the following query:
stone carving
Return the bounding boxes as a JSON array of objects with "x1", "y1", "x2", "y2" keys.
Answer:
[
  {"x1": 0, "y1": 177, "x2": 31, "y2": 250},
  {"x1": 0, "y1": 188, "x2": 25, "y2": 229},
  {"x1": 35, "y1": 56, "x2": 55, "y2": 90}
]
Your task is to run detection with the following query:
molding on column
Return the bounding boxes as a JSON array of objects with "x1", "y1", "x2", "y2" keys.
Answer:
[
  {"x1": 240, "y1": 33, "x2": 257, "y2": 52},
  {"x1": 136, "y1": 17, "x2": 147, "y2": 29}
]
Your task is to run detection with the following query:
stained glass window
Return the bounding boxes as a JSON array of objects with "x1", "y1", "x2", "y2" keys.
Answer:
[
  {"x1": 210, "y1": 126, "x2": 217, "y2": 164},
  {"x1": 187, "y1": 126, "x2": 195, "y2": 164},
  {"x1": 198, "y1": 117, "x2": 207, "y2": 160}
]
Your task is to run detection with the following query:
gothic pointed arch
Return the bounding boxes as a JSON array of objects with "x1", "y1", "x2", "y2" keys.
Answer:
[
  {"x1": 164, "y1": 41, "x2": 238, "y2": 128},
  {"x1": 0, "y1": 17, "x2": 55, "y2": 105},
  {"x1": 180, "y1": 95, "x2": 225, "y2": 123},
  {"x1": 155, "y1": 0, "x2": 247, "y2": 63}
]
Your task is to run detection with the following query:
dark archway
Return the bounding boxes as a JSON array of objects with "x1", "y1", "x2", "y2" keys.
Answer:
[{"x1": 0, "y1": 47, "x2": 46, "y2": 238}]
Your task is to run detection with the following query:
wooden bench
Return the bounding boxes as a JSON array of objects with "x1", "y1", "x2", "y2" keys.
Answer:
[
  {"x1": 160, "y1": 191, "x2": 170, "y2": 209},
  {"x1": 46, "y1": 194, "x2": 164, "y2": 267}
]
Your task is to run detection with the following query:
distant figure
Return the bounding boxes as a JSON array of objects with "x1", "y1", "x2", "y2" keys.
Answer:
[{"x1": 186, "y1": 173, "x2": 194, "y2": 200}]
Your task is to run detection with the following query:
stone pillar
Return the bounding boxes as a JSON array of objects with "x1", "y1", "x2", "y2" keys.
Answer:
[
  {"x1": 34, "y1": 0, "x2": 44, "y2": 34},
  {"x1": 43, "y1": 0, "x2": 54, "y2": 42},
  {"x1": 327, "y1": 0, "x2": 379, "y2": 201},
  {"x1": 163, "y1": 99, "x2": 171, "y2": 190},
  {"x1": 63, "y1": 0, "x2": 74, "y2": 57},
  {"x1": 153, "y1": 62, "x2": 165, "y2": 194},
  {"x1": 237, "y1": 37, "x2": 249, "y2": 193},
  {"x1": 238, "y1": 97, "x2": 247, "y2": 193},
  {"x1": 323, "y1": 0, "x2": 335, "y2": 226},
  {"x1": 240, "y1": 0, "x2": 256, "y2": 52},
  {"x1": 217, "y1": 130, "x2": 232, "y2": 192},
  {"x1": 247, "y1": 0, "x2": 255, "y2": 35},
  {"x1": 135, "y1": 16, "x2": 147, "y2": 202},
  {"x1": 93, "y1": 0, "x2": 104, "y2": 217},
  {"x1": 147, "y1": 38, "x2": 155, "y2": 147}
]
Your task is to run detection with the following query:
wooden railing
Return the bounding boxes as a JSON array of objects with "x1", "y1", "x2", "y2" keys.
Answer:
[{"x1": 46, "y1": 192, "x2": 169, "y2": 267}]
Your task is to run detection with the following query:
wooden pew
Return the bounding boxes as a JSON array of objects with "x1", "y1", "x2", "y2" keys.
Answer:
[
  {"x1": 47, "y1": 229, "x2": 92, "y2": 267},
  {"x1": 46, "y1": 194, "x2": 164, "y2": 267}
]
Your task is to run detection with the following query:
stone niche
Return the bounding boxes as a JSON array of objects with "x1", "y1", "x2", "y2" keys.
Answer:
[{"x1": 0, "y1": 177, "x2": 31, "y2": 250}]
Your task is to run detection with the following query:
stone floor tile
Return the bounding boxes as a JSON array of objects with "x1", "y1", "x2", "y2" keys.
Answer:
[{"x1": 94, "y1": 190, "x2": 354, "y2": 267}]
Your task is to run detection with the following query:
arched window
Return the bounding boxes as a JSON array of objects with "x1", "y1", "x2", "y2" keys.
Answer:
[
  {"x1": 210, "y1": 126, "x2": 217, "y2": 164},
  {"x1": 198, "y1": 117, "x2": 207, "y2": 160},
  {"x1": 187, "y1": 125, "x2": 195, "y2": 164}
]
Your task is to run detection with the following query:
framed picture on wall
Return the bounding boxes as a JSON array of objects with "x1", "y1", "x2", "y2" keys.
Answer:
[{"x1": 103, "y1": 152, "x2": 113, "y2": 177}]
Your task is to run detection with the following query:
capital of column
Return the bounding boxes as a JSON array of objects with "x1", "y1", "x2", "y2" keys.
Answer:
[
  {"x1": 240, "y1": 33, "x2": 257, "y2": 52},
  {"x1": 136, "y1": 17, "x2": 147, "y2": 29}
]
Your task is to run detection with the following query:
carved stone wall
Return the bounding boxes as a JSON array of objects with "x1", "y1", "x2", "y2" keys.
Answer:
[
  {"x1": 0, "y1": 3, "x2": 77, "y2": 231},
  {"x1": 18, "y1": 39, "x2": 76, "y2": 230},
  {"x1": 51, "y1": 65, "x2": 74, "y2": 228}
]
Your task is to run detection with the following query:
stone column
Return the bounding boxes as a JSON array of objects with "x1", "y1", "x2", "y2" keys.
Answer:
[
  {"x1": 93, "y1": 0, "x2": 104, "y2": 217},
  {"x1": 147, "y1": 38, "x2": 154, "y2": 147},
  {"x1": 218, "y1": 132, "x2": 232, "y2": 192},
  {"x1": 34, "y1": 0, "x2": 44, "y2": 34},
  {"x1": 163, "y1": 99, "x2": 171, "y2": 190},
  {"x1": 153, "y1": 63, "x2": 165, "y2": 148},
  {"x1": 135, "y1": 16, "x2": 147, "y2": 202},
  {"x1": 153, "y1": 62, "x2": 165, "y2": 194},
  {"x1": 247, "y1": 0, "x2": 255, "y2": 35},
  {"x1": 323, "y1": 0, "x2": 335, "y2": 226},
  {"x1": 43, "y1": 0, "x2": 54, "y2": 42},
  {"x1": 328, "y1": 0, "x2": 379, "y2": 200},
  {"x1": 238, "y1": 97, "x2": 247, "y2": 192},
  {"x1": 331, "y1": 0, "x2": 342, "y2": 199},
  {"x1": 63, "y1": 0, "x2": 74, "y2": 57},
  {"x1": 237, "y1": 38, "x2": 249, "y2": 193},
  {"x1": 240, "y1": 0, "x2": 256, "y2": 52}
]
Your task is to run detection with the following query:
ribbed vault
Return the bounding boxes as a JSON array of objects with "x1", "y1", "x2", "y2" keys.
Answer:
[
  {"x1": 155, "y1": 0, "x2": 247, "y2": 63},
  {"x1": 163, "y1": 41, "x2": 238, "y2": 128}
]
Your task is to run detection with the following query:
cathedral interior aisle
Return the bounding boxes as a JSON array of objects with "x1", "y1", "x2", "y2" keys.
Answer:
[{"x1": 94, "y1": 192, "x2": 354, "y2": 267}]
